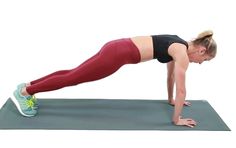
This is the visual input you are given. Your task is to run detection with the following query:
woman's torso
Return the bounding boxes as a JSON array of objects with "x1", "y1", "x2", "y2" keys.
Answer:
[{"x1": 131, "y1": 35, "x2": 188, "y2": 63}]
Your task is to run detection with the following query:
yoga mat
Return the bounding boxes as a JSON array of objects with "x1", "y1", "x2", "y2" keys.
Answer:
[{"x1": 0, "y1": 98, "x2": 230, "y2": 130}]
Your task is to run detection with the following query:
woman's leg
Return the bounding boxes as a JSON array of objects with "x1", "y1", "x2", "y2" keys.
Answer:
[
  {"x1": 24, "y1": 38, "x2": 141, "y2": 95},
  {"x1": 30, "y1": 70, "x2": 70, "y2": 85},
  {"x1": 29, "y1": 53, "x2": 100, "y2": 85}
]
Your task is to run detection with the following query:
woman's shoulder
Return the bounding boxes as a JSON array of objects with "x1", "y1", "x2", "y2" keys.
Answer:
[{"x1": 168, "y1": 43, "x2": 189, "y2": 61}]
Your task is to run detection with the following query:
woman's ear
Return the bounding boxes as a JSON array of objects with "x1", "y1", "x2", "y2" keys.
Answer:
[{"x1": 199, "y1": 46, "x2": 207, "y2": 55}]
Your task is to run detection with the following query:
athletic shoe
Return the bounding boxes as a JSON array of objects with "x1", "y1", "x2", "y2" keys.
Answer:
[
  {"x1": 17, "y1": 83, "x2": 39, "y2": 109},
  {"x1": 11, "y1": 88, "x2": 37, "y2": 117}
]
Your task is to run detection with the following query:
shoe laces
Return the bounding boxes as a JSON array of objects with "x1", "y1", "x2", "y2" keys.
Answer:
[{"x1": 26, "y1": 97, "x2": 35, "y2": 108}]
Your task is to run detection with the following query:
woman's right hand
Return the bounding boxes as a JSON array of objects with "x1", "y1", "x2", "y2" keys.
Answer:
[{"x1": 173, "y1": 117, "x2": 197, "y2": 128}]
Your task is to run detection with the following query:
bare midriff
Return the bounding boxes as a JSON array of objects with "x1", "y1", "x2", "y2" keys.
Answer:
[{"x1": 130, "y1": 36, "x2": 154, "y2": 62}]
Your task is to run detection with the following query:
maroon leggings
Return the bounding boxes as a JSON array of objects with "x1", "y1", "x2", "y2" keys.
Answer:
[{"x1": 26, "y1": 38, "x2": 141, "y2": 95}]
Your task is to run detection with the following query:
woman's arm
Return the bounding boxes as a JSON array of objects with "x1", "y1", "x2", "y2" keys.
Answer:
[
  {"x1": 167, "y1": 61, "x2": 175, "y2": 104},
  {"x1": 168, "y1": 43, "x2": 197, "y2": 128},
  {"x1": 173, "y1": 58, "x2": 187, "y2": 122},
  {"x1": 167, "y1": 61, "x2": 191, "y2": 106}
]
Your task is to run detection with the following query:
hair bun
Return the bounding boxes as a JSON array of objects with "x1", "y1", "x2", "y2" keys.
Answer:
[{"x1": 197, "y1": 30, "x2": 214, "y2": 39}]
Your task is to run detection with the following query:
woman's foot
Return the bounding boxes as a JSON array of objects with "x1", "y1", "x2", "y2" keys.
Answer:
[
  {"x1": 12, "y1": 84, "x2": 37, "y2": 117},
  {"x1": 17, "y1": 83, "x2": 39, "y2": 109}
]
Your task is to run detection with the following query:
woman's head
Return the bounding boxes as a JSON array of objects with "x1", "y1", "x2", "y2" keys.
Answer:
[{"x1": 188, "y1": 30, "x2": 217, "y2": 64}]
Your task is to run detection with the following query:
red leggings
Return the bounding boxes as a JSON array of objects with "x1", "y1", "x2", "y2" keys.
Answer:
[{"x1": 26, "y1": 38, "x2": 141, "y2": 95}]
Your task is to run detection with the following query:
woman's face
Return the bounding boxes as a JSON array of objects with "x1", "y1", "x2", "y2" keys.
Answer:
[{"x1": 189, "y1": 46, "x2": 213, "y2": 64}]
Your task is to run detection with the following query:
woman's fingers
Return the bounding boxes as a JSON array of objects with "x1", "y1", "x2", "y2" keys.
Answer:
[
  {"x1": 185, "y1": 119, "x2": 197, "y2": 127},
  {"x1": 169, "y1": 101, "x2": 191, "y2": 106},
  {"x1": 184, "y1": 101, "x2": 191, "y2": 106},
  {"x1": 175, "y1": 118, "x2": 197, "y2": 128},
  {"x1": 186, "y1": 123, "x2": 195, "y2": 128}
]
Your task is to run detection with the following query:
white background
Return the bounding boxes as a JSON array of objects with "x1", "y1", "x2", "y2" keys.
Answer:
[{"x1": 0, "y1": 0, "x2": 235, "y2": 147}]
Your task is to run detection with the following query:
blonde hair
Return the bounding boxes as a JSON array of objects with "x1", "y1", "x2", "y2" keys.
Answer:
[{"x1": 192, "y1": 30, "x2": 217, "y2": 58}]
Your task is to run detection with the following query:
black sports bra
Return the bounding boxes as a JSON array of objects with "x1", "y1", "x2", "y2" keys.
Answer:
[{"x1": 152, "y1": 35, "x2": 188, "y2": 63}]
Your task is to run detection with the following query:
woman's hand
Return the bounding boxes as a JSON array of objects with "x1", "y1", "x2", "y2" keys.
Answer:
[
  {"x1": 173, "y1": 116, "x2": 197, "y2": 128},
  {"x1": 169, "y1": 100, "x2": 191, "y2": 106}
]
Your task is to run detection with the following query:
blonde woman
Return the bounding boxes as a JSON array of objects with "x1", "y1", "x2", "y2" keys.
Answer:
[{"x1": 12, "y1": 30, "x2": 217, "y2": 128}]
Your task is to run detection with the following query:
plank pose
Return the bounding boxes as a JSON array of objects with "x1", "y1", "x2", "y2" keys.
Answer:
[{"x1": 12, "y1": 30, "x2": 217, "y2": 128}]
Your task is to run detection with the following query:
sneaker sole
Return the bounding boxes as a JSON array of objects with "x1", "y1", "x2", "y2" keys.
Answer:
[{"x1": 11, "y1": 93, "x2": 35, "y2": 117}]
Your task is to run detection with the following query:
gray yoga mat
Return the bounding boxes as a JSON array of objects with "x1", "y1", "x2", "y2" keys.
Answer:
[{"x1": 0, "y1": 98, "x2": 230, "y2": 130}]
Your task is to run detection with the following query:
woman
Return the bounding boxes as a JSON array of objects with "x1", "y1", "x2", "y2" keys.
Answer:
[{"x1": 12, "y1": 30, "x2": 217, "y2": 128}]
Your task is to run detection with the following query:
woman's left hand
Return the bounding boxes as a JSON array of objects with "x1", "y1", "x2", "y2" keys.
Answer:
[{"x1": 169, "y1": 100, "x2": 191, "y2": 106}]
